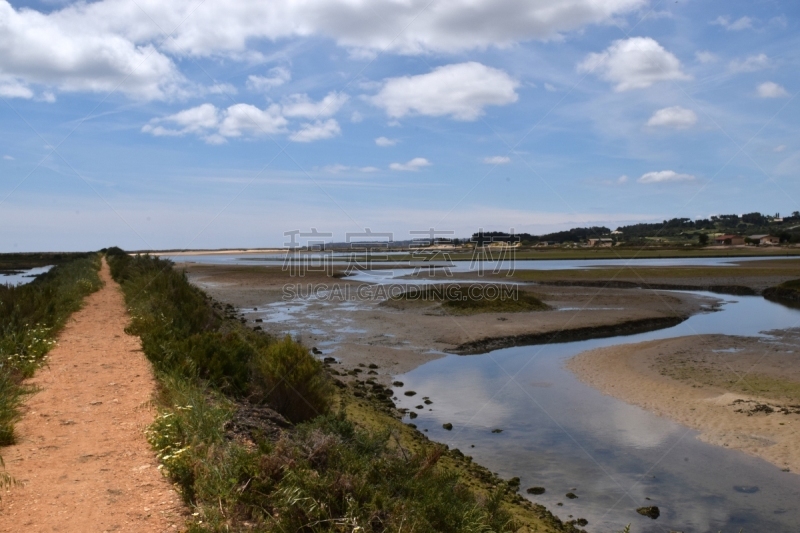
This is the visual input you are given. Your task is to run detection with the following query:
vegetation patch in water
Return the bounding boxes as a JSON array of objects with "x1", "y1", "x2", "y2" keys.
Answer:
[{"x1": 385, "y1": 284, "x2": 549, "y2": 315}]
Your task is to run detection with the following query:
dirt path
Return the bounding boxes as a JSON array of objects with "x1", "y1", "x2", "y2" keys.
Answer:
[{"x1": 0, "y1": 260, "x2": 185, "y2": 532}]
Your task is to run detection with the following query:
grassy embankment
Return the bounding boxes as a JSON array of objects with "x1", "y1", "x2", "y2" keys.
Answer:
[
  {"x1": 383, "y1": 284, "x2": 549, "y2": 315},
  {"x1": 763, "y1": 278, "x2": 800, "y2": 309},
  {"x1": 107, "y1": 249, "x2": 582, "y2": 533},
  {"x1": 0, "y1": 254, "x2": 103, "y2": 485}
]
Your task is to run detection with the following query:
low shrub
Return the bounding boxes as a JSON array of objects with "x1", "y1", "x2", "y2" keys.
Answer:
[{"x1": 251, "y1": 336, "x2": 333, "y2": 423}]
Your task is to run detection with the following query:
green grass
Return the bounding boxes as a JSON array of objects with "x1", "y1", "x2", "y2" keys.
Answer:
[
  {"x1": 385, "y1": 284, "x2": 549, "y2": 315},
  {"x1": 108, "y1": 249, "x2": 560, "y2": 532},
  {"x1": 0, "y1": 254, "x2": 102, "y2": 446}
]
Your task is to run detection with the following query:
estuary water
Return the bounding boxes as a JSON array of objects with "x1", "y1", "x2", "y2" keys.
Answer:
[
  {"x1": 0, "y1": 265, "x2": 52, "y2": 286},
  {"x1": 393, "y1": 293, "x2": 800, "y2": 532}
]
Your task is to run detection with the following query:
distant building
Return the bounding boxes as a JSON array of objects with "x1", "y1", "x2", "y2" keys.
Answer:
[
  {"x1": 714, "y1": 234, "x2": 745, "y2": 245},
  {"x1": 610, "y1": 230, "x2": 623, "y2": 235},
  {"x1": 587, "y1": 238, "x2": 614, "y2": 247},
  {"x1": 749, "y1": 234, "x2": 780, "y2": 245}
]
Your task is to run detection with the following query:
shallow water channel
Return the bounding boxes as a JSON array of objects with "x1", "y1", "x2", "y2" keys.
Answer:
[
  {"x1": 0, "y1": 265, "x2": 52, "y2": 286},
  {"x1": 393, "y1": 293, "x2": 800, "y2": 532}
]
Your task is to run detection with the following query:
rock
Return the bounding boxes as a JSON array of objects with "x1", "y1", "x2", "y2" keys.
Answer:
[
  {"x1": 508, "y1": 477, "x2": 520, "y2": 489},
  {"x1": 443, "y1": 423, "x2": 453, "y2": 430},
  {"x1": 576, "y1": 518, "x2": 588, "y2": 527},
  {"x1": 491, "y1": 428, "x2": 503, "y2": 433},
  {"x1": 392, "y1": 381, "x2": 404, "y2": 387},
  {"x1": 312, "y1": 347, "x2": 322, "y2": 354},
  {"x1": 368, "y1": 363, "x2": 378, "y2": 369},
  {"x1": 636, "y1": 506, "x2": 660, "y2": 519},
  {"x1": 323, "y1": 357, "x2": 336, "y2": 363},
  {"x1": 565, "y1": 492, "x2": 578, "y2": 499},
  {"x1": 404, "y1": 391, "x2": 417, "y2": 396},
  {"x1": 409, "y1": 412, "x2": 418, "y2": 419},
  {"x1": 526, "y1": 487, "x2": 545, "y2": 495},
  {"x1": 254, "y1": 318, "x2": 263, "y2": 323},
  {"x1": 424, "y1": 399, "x2": 432, "y2": 405},
  {"x1": 415, "y1": 405, "x2": 423, "y2": 409}
]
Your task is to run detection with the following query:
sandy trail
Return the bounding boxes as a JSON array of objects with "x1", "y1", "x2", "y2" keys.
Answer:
[{"x1": 0, "y1": 260, "x2": 185, "y2": 532}]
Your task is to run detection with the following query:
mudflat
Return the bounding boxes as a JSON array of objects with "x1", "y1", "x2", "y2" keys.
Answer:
[
  {"x1": 567, "y1": 332, "x2": 800, "y2": 473},
  {"x1": 0, "y1": 261, "x2": 185, "y2": 532},
  {"x1": 180, "y1": 262, "x2": 715, "y2": 384}
]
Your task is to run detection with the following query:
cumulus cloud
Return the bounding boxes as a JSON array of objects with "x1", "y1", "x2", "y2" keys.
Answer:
[
  {"x1": 0, "y1": 0, "x2": 648, "y2": 101},
  {"x1": 646, "y1": 106, "x2": 697, "y2": 129},
  {"x1": 484, "y1": 156, "x2": 511, "y2": 164},
  {"x1": 578, "y1": 37, "x2": 690, "y2": 91},
  {"x1": 618, "y1": 175, "x2": 629, "y2": 184},
  {"x1": 370, "y1": 62, "x2": 518, "y2": 121},
  {"x1": 729, "y1": 54, "x2": 770, "y2": 73},
  {"x1": 0, "y1": 1, "x2": 185, "y2": 100},
  {"x1": 89, "y1": 0, "x2": 647, "y2": 56},
  {"x1": 712, "y1": 15, "x2": 753, "y2": 31},
  {"x1": 246, "y1": 67, "x2": 291, "y2": 92},
  {"x1": 389, "y1": 157, "x2": 431, "y2": 171},
  {"x1": 375, "y1": 136, "x2": 397, "y2": 147},
  {"x1": 0, "y1": 76, "x2": 34, "y2": 99},
  {"x1": 282, "y1": 92, "x2": 349, "y2": 119},
  {"x1": 774, "y1": 145, "x2": 786, "y2": 153},
  {"x1": 757, "y1": 81, "x2": 789, "y2": 98},
  {"x1": 3, "y1": 155, "x2": 14, "y2": 161},
  {"x1": 207, "y1": 83, "x2": 237, "y2": 95},
  {"x1": 142, "y1": 102, "x2": 288, "y2": 143},
  {"x1": 638, "y1": 170, "x2": 695, "y2": 183},
  {"x1": 289, "y1": 119, "x2": 341, "y2": 142}
]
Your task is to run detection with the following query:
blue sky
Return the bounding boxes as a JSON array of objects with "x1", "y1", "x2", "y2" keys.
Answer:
[{"x1": 1, "y1": 0, "x2": 798, "y2": 251}]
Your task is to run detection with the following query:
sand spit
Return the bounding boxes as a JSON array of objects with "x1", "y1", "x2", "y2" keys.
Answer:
[{"x1": 567, "y1": 333, "x2": 800, "y2": 473}]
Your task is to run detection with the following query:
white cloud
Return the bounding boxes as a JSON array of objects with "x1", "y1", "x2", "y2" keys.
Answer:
[
  {"x1": 220, "y1": 104, "x2": 288, "y2": 137},
  {"x1": 638, "y1": 170, "x2": 695, "y2": 183},
  {"x1": 370, "y1": 62, "x2": 518, "y2": 121},
  {"x1": 646, "y1": 106, "x2": 697, "y2": 129},
  {"x1": 389, "y1": 157, "x2": 431, "y2": 171},
  {"x1": 0, "y1": 1, "x2": 185, "y2": 101},
  {"x1": 99, "y1": 0, "x2": 646, "y2": 57},
  {"x1": 0, "y1": 77, "x2": 34, "y2": 99},
  {"x1": 282, "y1": 92, "x2": 349, "y2": 119},
  {"x1": 246, "y1": 67, "x2": 291, "y2": 92},
  {"x1": 0, "y1": 0, "x2": 650, "y2": 101},
  {"x1": 618, "y1": 175, "x2": 629, "y2": 184},
  {"x1": 350, "y1": 111, "x2": 363, "y2": 123},
  {"x1": 544, "y1": 83, "x2": 557, "y2": 92},
  {"x1": 375, "y1": 136, "x2": 397, "y2": 147},
  {"x1": 323, "y1": 164, "x2": 380, "y2": 173},
  {"x1": 289, "y1": 119, "x2": 341, "y2": 142},
  {"x1": 711, "y1": 15, "x2": 753, "y2": 31},
  {"x1": 757, "y1": 81, "x2": 789, "y2": 98},
  {"x1": 483, "y1": 156, "x2": 511, "y2": 165},
  {"x1": 143, "y1": 102, "x2": 288, "y2": 143},
  {"x1": 578, "y1": 37, "x2": 690, "y2": 91},
  {"x1": 774, "y1": 145, "x2": 786, "y2": 153},
  {"x1": 38, "y1": 91, "x2": 56, "y2": 103},
  {"x1": 695, "y1": 51, "x2": 717, "y2": 63},
  {"x1": 729, "y1": 54, "x2": 770, "y2": 73},
  {"x1": 3, "y1": 155, "x2": 14, "y2": 161}
]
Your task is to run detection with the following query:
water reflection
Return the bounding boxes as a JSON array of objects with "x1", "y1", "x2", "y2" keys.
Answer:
[{"x1": 395, "y1": 294, "x2": 800, "y2": 532}]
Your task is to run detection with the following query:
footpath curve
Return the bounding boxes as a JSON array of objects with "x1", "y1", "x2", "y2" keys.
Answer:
[{"x1": 0, "y1": 259, "x2": 185, "y2": 532}]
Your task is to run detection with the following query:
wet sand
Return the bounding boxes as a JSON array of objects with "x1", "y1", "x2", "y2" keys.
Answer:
[{"x1": 568, "y1": 332, "x2": 800, "y2": 473}]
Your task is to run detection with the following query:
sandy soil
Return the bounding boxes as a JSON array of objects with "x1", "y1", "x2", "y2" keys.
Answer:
[
  {"x1": 567, "y1": 333, "x2": 800, "y2": 473},
  {"x1": 179, "y1": 263, "x2": 715, "y2": 386},
  {"x1": 0, "y1": 260, "x2": 185, "y2": 532}
]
